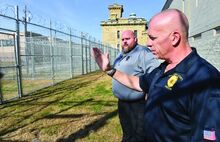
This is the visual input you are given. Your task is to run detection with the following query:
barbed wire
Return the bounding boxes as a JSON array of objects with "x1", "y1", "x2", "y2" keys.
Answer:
[
  {"x1": 0, "y1": 4, "x2": 16, "y2": 18},
  {"x1": 0, "y1": 4, "x2": 97, "y2": 40}
]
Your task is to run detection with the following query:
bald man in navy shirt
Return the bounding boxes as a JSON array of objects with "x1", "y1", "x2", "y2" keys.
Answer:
[{"x1": 92, "y1": 9, "x2": 220, "y2": 142}]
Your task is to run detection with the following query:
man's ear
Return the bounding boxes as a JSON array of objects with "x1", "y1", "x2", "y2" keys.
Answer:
[
  {"x1": 135, "y1": 37, "x2": 138, "y2": 43},
  {"x1": 171, "y1": 32, "x2": 181, "y2": 47}
]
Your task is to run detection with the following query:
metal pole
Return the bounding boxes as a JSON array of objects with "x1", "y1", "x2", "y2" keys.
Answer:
[
  {"x1": 81, "y1": 32, "x2": 84, "y2": 75},
  {"x1": 0, "y1": 72, "x2": 4, "y2": 104},
  {"x1": 89, "y1": 36, "x2": 91, "y2": 72},
  {"x1": 85, "y1": 37, "x2": 88, "y2": 74},
  {"x1": 15, "y1": 5, "x2": 23, "y2": 98},
  {"x1": 30, "y1": 32, "x2": 35, "y2": 79},
  {"x1": 50, "y1": 20, "x2": 55, "y2": 84},
  {"x1": 24, "y1": 5, "x2": 29, "y2": 75},
  {"x1": 24, "y1": 5, "x2": 27, "y2": 37},
  {"x1": 69, "y1": 29, "x2": 74, "y2": 78}
]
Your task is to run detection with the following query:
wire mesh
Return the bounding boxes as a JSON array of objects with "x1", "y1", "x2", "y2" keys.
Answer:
[{"x1": 0, "y1": 6, "x2": 119, "y2": 103}]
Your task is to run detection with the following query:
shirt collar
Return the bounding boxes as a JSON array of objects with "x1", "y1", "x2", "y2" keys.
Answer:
[
  {"x1": 121, "y1": 44, "x2": 138, "y2": 56},
  {"x1": 161, "y1": 47, "x2": 199, "y2": 74}
]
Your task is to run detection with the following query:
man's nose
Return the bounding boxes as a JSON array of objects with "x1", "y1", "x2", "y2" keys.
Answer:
[{"x1": 147, "y1": 39, "x2": 152, "y2": 47}]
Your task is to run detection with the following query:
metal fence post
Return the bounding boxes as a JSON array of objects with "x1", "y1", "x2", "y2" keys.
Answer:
[
  {"x1": 30, "y1": 32, "x2": 35, "y2": 79},
  {"x1": 15, "y1": 5, "x2": 23, "y2": 98},
  {"x1": 81, "y1": 32, "x2": 84, "y2": 75},
  {"x1": 89, "y1": 36, "x2": 91, "y2": 72},
  {"x1": 85, "y1": 37, "x2": 88, "y2": 74},
  {"x1": 69, "y1": 29, "x2": 74, "y2": 78},
  {"x1": 50, "y1": 20, "x2": 55, "y2": 84},
  {"x1": 0, "y1": 72, "x2": 4, "y2": 104},
  {"x1": 24, "y1": 5, "x2": 29, "y2": 75}
]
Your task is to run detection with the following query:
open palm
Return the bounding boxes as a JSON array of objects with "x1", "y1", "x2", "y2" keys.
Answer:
[{"x1": 92, "y1": 47, "x2": 111, "y2": 71}]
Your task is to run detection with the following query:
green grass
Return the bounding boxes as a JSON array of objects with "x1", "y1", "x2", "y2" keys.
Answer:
[
  {"x1": 1, "y1": 79, "x2": 53, "y2": 100},
  {"x1": 0, "y1": 71, "x2": 122, "y2": 142}
]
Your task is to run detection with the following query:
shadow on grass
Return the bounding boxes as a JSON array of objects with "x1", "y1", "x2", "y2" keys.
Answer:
[
  {"x1": 0, "y1": 98, "x2": 98, "y2": 136},
  {"x1": 0, "y1": 72, "x2": 105, "y2": 109},
  {"x1": 0, "y1": 72, "x2": 114, "y2": 138},
  {"x1": 0, "y1": 140, "x2": 27, "y2": 142},
  {"x1": 56, "y1": 109, "x2": 118, "y2": 142}
]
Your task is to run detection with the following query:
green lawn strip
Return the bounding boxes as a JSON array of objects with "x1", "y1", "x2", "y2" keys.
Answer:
[{"x1": 0, "y1": 71, "x2": 122, "y2": 142}]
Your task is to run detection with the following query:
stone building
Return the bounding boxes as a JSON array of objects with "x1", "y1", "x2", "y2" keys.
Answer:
[
  {"x1": 101, "y1": 3, "x2": 148, "y2": 49},
  {"x1": 162, "y1": 0, "x2": 220, "y2": 70},
  {"x1": 0, "y1": 32, "x2": 45, "y2": 62}
]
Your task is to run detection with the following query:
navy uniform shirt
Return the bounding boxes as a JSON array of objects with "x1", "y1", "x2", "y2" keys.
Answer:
[
  {"x1": 140, "y1": 48, "x2": 220, "y2": 142},
  {"x1": 112, "y1": 44, "x2": 159, "y2": 101}
]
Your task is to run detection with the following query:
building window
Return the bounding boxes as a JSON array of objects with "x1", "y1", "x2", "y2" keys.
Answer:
[
  {"x1": 134, "y1": 30, "x2": 137, "y2": 37},
  {"x1": 117, "y1": 31, "x2": 120, "y2": 39},
  {"x1": 214, "y1": 26, "x2": 220, "y2": 36},
  {"x1": 193, "y1": 33, "x2": 201, "y2": 41}
]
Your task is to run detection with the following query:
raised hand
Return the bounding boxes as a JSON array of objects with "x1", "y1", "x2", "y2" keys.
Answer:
[{"x1": 92, "y1": 47, "x2": 111, "y2": 71}]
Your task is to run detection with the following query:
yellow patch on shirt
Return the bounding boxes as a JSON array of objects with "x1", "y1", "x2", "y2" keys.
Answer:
[{"x1": 165, "y1": 73, "x2": 182, "y2": 90}]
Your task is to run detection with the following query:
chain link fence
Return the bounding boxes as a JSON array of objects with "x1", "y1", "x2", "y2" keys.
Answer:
[{"x1": 0, "y1": 5, "x2": 119, "y2": 104}]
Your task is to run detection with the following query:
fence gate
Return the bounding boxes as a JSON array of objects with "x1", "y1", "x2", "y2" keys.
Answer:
[{"x1": 0, "y1": 32, "x2": 21, "y2": 103}]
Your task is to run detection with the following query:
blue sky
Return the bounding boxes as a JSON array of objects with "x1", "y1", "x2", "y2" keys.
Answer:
[{"x1": 0, "y1": 0, "x2": 166, "y2": 40}]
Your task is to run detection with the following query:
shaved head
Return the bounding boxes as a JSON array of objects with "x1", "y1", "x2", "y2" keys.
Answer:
[
  {"x1": 147, "y1": 9, "x2": 192, "y2": 62},
  {"x1": 149, "y1": 9, "x2": 189, "y2": 40},
  {"x1": 122, "y1": 30, "x2": 136, "y2": 38}
]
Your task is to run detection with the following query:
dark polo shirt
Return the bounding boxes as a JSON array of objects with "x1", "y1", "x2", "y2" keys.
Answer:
[{"x1": 140, "y1": 48, "x2": 220, "y2": 142}]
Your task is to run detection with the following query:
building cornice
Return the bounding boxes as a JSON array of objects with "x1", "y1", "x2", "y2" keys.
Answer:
[{"x1": 100, "y1": 22, "x2": 147, "y2": 26}]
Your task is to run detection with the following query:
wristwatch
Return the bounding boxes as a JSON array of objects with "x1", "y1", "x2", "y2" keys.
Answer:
[{"x1": 106, "y1": 68, "x2": 116, "y2": 77}]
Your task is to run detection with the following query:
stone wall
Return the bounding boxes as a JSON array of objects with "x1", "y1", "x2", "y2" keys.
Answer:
[
  {"x1": 101, "y1": 3, "x2": 148, "y2": 49},
  {"x1": 163, "y1": 0, "x2": 220, "y2": 70},
  {"x1": 101, "y1": 23, "x2": 147, "y2": 48}
]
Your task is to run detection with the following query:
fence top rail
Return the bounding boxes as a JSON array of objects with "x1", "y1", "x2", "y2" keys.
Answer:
[
  {"x1": 0, "y1": 30, "x2": 16, "y2": 35},
  {"x1": 0, "y1": 10, "x2": 107, "y2": 45},
  {"x1": 0, "y1": 14, "x2": 84, "y2": 40},
  {"x1": 0, "y1": 14, "x2": 17, "y2": 21},
  {"x1": 25, "y1": 21, "x2": 81, "y2": 39}
]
